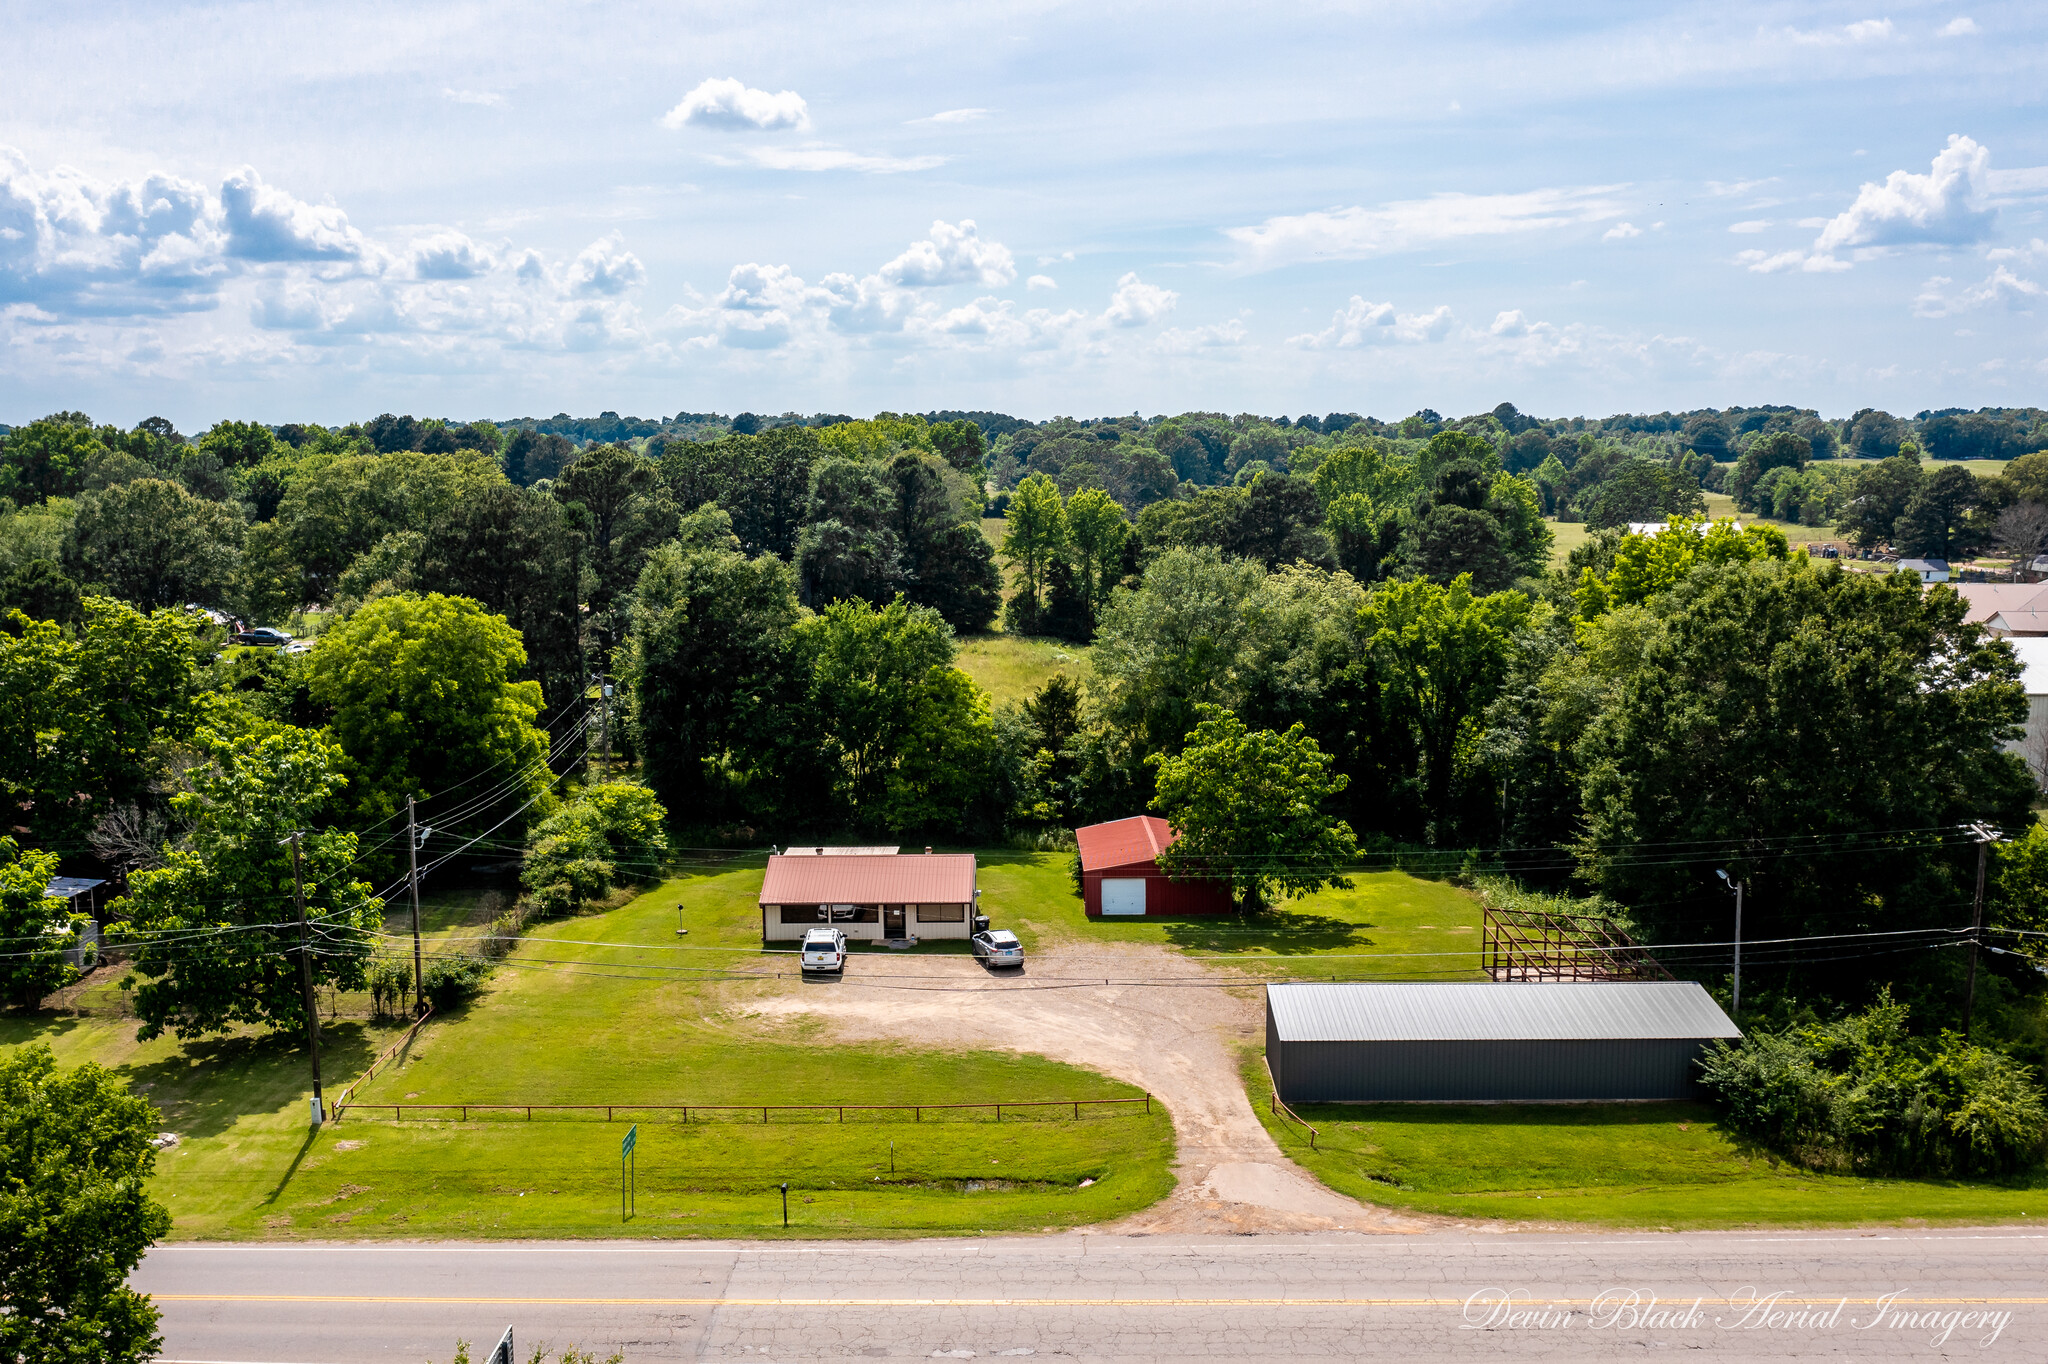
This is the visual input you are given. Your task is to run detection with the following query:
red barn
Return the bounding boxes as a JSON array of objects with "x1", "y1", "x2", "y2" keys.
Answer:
[{"x1": 1075, "y1": 815, "x2": 1235, "y2": 917}]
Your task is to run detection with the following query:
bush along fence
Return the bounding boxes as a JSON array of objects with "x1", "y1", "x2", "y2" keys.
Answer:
[{"x1": 332, "y1": 1095, "x2": 1152, "y2": 1125}]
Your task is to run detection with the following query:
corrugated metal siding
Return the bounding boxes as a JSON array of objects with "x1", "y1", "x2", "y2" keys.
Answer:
[
  {"x1": 1267, "y1": 981, "x2": 1740, "y2": 1043},
  {"x1": 1081, "y1": 867, "x2": 1234, "y2": 916},
  {"x1": 1271, "y1": 1038, "x2": 1713, "y2": 1102}
]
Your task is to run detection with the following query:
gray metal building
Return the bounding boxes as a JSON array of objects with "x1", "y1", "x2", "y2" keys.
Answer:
[{"x1": 1265, "y1": 981, "x2": 1742, "y2": 1103}]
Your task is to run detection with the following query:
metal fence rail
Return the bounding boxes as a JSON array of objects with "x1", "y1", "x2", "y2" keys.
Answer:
[
  {"x1": 333, "y1": 1095, "x2": 1152, "y2": 1124},
  {"x1": 1481, "y1": 905, "x2": 1672, "y2": 982}
]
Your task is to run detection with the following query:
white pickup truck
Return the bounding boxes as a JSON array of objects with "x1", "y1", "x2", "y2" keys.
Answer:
[{"x1": 799, "y1": 926, "x2": 847, "y2": 974}]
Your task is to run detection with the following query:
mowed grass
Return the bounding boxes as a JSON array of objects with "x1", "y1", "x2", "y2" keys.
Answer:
[
  {"x1": 1243, "y1": 1056, "x2": 2048, "y2": 1228},
  {"x1": 1, "y1": 859, "x2": 1172, "y2": 1240},
  {"x1": 978, "y1": 850, "x2": 1485, "y2": 980}
]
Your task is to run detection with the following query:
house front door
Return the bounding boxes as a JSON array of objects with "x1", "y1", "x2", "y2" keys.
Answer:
[{"x1": 883, "y1": 906, "x2": 906, "y2": 939}]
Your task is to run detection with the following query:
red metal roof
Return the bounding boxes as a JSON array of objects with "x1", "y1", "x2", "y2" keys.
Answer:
[
  {"x1": 1075, "y1": 815, "x2": 1180, "y2": 873},
  {"x1": 758, "y1": 853, "x2": 976, "y2": 905}
]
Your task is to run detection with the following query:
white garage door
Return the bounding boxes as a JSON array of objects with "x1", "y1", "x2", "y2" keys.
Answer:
[{"x1": 1100, "y1": 878, "x2": 1147, "y2": 915}]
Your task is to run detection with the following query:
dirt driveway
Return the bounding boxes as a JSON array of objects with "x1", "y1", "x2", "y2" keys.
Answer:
[{"x1": 740, "y1": 940, "x2": 1447, "y2": 1235}]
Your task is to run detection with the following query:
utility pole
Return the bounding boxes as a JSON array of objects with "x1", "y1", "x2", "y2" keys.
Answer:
[
  {"x1": 407, "y1": 795, "x2": 425, "y2": 1017},
  {"x1": 1716, "y1": 868, "x2": 1746, "y2": 1017},
  {"x1": 1963, "y1": 822, "x2": 2004, "y2": 1037},
  {"x1": 288, "y1": 831, "x2": 324, "y2": 1125},
  {"x1": 598, "y1": 672, "x2": 612, "y2": 774}
]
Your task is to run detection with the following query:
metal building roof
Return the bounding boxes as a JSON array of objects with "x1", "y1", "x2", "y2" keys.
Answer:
[
  {"x1": 1266, "y1": 981, "x2": 1741, "y2": 1043},
  {"x1": 1075, "y1": 815, "x2": 1178, "y2": 872},
  {"x1": 758, "y1": 853, "x2": 976, "y2": 905},
  {"x1": 44, "y1": 877, "x2": 106, "y2": 900}
]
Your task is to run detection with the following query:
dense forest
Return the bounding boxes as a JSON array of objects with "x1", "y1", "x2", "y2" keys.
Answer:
[{"x1": 5, "y1": 400, "x2": 2048, "y2": 1060}]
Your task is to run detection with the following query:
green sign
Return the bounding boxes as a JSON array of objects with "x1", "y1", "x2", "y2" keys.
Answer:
[{"x1": 621, "y1": 1123, "x2": 638, "y2": 1158}]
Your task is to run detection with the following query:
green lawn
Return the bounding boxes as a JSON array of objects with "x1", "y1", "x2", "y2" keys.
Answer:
[
  {"x1": 3, "y1": 861, "x2": 1172, "y2": 1240},
  {"x1": 1244, "y1": 1056, "x2": 2048, "y2": 1228},
  {"x1": 978, "y1": 851, "x2": 1485, "y2": 980}
]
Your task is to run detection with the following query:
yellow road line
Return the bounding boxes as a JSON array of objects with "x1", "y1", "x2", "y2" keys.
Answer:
[{"x1": 149, "y1": 1294, "x2": 2048, "y2": 1308}]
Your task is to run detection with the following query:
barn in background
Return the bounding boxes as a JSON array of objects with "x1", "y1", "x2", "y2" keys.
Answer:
[{"x1": 1075, "y1": 815, "x2": 1235, "y2": 917}]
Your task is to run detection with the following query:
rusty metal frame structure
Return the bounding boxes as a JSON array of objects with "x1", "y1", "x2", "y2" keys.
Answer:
[{"x1": 1482, "y1": 905, "x2": 1672, "y2": 982}]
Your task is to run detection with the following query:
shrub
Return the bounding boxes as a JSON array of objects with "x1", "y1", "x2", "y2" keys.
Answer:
[
  {"x1": 421, "y1": 955, "x2": 491, "y2": 1010},
  {"x1": 521, "y1": 781, "x2": 670, "y2": 916},
  {"x1": 1699, "y1": 991, "x2": 2048, "y2": 1177},
  {"x1": 365, "y1": 955, "x2": 414, "y2": 1018}
]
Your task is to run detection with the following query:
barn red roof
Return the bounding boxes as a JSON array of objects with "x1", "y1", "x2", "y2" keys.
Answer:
[
  {"x1": 758, "y1": 853, "x2": 976, "y2": 905},
  {"x1": 1075, "y1": 815, "x2": 1180, "y2": 873}
]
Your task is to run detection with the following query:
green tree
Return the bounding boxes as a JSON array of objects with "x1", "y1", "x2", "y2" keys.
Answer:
[
  {"x1": 798, "y1": 458, "x2": 905, "y2": 606},
  {"x1": 1360, "y1": 574, "x2": 1533, "y2": 832},
  {"x1": 307, "y1": 593, "x2": 552, "y2": 839},
  {"x1": 198, "y1": 420, "x2": 278, "y2": 470},
  {"x1": 890, "y1": 453, "x2": 1000, "y2": 631},
  {"x1": 0, "y1": 599, "x2": 206, "y2": 850},
  {"x1": 553, "y1": 443, "x2": 672, "y2": 652},
  {"x1": 659, "y1": 426, "x2": 819, "y2": 559},
  {"x1": 1222, "y1": 473, "x2": 1335, "y2": 570},
  {"x1": 110, "y1": 724, "x2": 383, "y2": 1040},
  {"x1": 416, "y1": 485, "x2": 585, "y2": 717},
  {"x1": 0, "y1": 415, "x2": 104, "y2": 507},
  {"x1": 0, "y1": 841, "x2": 76, "y2": 1006},
  {"x1": 929, "y1": 419, "x2": 988, "y2": 476},
  {"x1": 999, "y1": 474, "x2": 1068, "y2": 632},
  {"x1": 625, "y1": 508, "x2": 803, "y2": 820},
  {"x1": 1893, "y1": 464, "x2": 1984, "y2": 560},
  {"x1": 522, "y1": 781, "x2": 671, "y2": 915},
  {"x1": 0, "y1": 1043, "x2": 171, "y2": 1364},
  {"x1": 1837, "y1": 455, "x2": 1925, "y2": 549},
  {"x1": 1091, "y1": 546, "x2": 1264, "y2": 763},
  {"x1": 62, "y1": 480, "x2": 243, "y2": 612},
  {"x1": 1578, "y1": 559, "x2": 2033, "y2": 967},
  {"x1": 1062, "y1": 486, "x2": 1131, "y2": 623},
  {"x1": 1575, "y1": 518, "x2": 1787, "y2": 618},
  {"x1": 1729, "y1": 432, "x2": 1810, "y2": 512},
  {"x1": 1149, "y1": 708, "x2": 1357, "y2": 910},
  {"x1": 0, "y1": 558, "x2": 82, "y2": 626}
]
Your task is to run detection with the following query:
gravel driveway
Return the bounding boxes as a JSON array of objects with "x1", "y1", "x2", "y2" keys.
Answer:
[{"x1": 741, "y1": 940, "x2": 1447, "y2": 1235}]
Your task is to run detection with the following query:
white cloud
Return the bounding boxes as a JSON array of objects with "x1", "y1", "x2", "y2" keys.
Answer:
[
  {"x1": 1290, "y1": 296, "x2": 1454, "y2": 347},
  {"x1": 1735, "y1": 248, "x2": 1846, "y2": 273},
  {"x1": 1603, "y1": 221, "x2": 1642, "y2": 240},
  {"x1": 442, "y1": 88, "x2": 505, "y2": 108},
  {"x1": 566, "y1": 234, "x2": 645, "y2": 297},
  {"x1": 1729, "y1": 220, "x2": 1772, "y2": 233},
  {"x1": 1939, "y1": 16, "x2": 1979, "y2": 36},
  {"x1": 1027, "y1": 274, "x2": 1056, "y2": 290},
  {"x1": 1812, "y1": 133, "x2": 1994, "y2": 257},
  {"x1": 877, "y1": 220, "x2": 1015, "y2": 288},
  {"x1": 411, "y1": 231, "x2": 491, "y2": 280},
  {"x1": 1913, "y1": 266, "x2": 2043, "y2": 316},
  {"x1": 908, "y1": 108, "x2": 989, "y2": 125},
  {"x1": 716, "y1": 144, "x2": 946, "y2": 174},
  {"x1": 1707, "y1": 178, "x2": 1777, "y2": 197},
  {"x1": 1988, "y1": 167, "x2": 2048, "y2": 196},
  {"x1": 1153, "y1": 320, "x2": 1248, "y2": 354},
  {"x1": 1225, "y1": 185, "x2": 1627, "y2": 269},
  {"x1": 1779, "y1": 17, "x2": 1894, "y2": 44},
  {"x1": 1102, "y1": 272, "x2": 1177, "y2": 327},
  {"x1": 220, "y1": 167, "x2": 370, "y2": 264},
  {"x1": 661, "y1": 78, "x2": 810, "y2": 133},
  {"x1": 1987, "y1": 238, "x2": 2048, "y2": 263}
]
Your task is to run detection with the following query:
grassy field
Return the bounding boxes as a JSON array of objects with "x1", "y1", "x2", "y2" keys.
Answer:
[
  {"x1": 955, "y1": 635, "x2": 1092, "y2": 708},
  {"x1": 979, "y1": 850, "x2": 1485, "y2": 980},
  {"x1": 2, "y1": 862, "x2": 1173, "y2": 1240},
  {"x1": 1244, "y1": 1056, "x2": 2048, "y2": 1228}
]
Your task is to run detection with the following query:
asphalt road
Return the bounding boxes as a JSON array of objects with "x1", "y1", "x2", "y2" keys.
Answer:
[{"x1": 140, "y1": 1229, "x2": 2047, "y2": 1362}]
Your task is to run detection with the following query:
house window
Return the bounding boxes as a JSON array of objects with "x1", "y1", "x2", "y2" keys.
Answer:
[
  {"x1": 779, "y1": 906, "x2": 825, "y2": 924},
  {"x1": 916, "y1": 904, "x2": 965, "y2": 923},
  {"x1": 829, "y1": 905, "x2": 880, "y2": 923}
]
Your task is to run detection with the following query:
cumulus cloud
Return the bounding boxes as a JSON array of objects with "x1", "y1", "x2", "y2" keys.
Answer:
[
  {"x1": 877, "y1": 220, "x2": 1016, "y2": 288},
  {"x1": 1102, "y1": 273, "x2": 1177, "y2": 327},
  {"x1": 1227, "y1": 186, "x2": 1627, "y2": 269},
  {"x1": 411, "y1": 231, "x2": 491, "y2": 280},
  {"x1": 220, "y1": 167, "x2": 369, "y2": 263},
  {"x1": 1939, "y1": 16, "x2": 1979, "y2": 35},
  {"x1": 1290, "y1": 297, "x2": 1453, "y2": 348},
  {"x1": 909, "y1": 108, "x2": 989, "y2": 125},
  {"x1": 1813, "y1": 134, "x2": 1994, "y2": 256},
  {"x1": 1027, "y1": 274, "x2": 1056, "y2": 290},
  {"x1": 1913, "y1": 267, "x2": 2043, "y2": 316},
  {"x1": 662, "y1": 77, "x2": 810, "y2": 133},
  {"x1": 1603, "y1": 222, "x2": 1642, "y2": 240},
  {"x1": 1987, "y1": 238, "x2": 2048, "y2": 264},
  {"x1": 566, "y1": 234, "x2": 646, "y2": 297},
  {"x1": 1729, "y1": 220, "x2": 1772, "y2": 233}
]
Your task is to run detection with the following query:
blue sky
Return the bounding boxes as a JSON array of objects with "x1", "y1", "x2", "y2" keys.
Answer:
[{"x1": 1, "y1": 0, "x2": 2044, "y2": 427}]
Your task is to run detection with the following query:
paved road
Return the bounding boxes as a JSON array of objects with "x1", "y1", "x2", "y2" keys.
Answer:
[{"x1": 141, "y1": 1229, "x2": 2046, "y2": 1362}]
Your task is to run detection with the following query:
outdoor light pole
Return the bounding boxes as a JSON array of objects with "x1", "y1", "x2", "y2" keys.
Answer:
[
  {"x1": 407, "y1": 795, "x2": 426, "y2": 1016},
  {"x1": 780, "y1": 1181, "x2": 789, "y2": 1228},
  {"x1": 1716, "y1": 869, "x2": 1746, "y2": 1017}
]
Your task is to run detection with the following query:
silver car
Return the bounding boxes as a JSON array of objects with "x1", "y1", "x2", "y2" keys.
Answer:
[{"x1": 971, "y1": 929, "x2": 1024, "y2": 968}]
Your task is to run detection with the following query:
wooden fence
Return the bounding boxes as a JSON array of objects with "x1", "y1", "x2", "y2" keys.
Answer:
[{"x1": 332, "y1": 1095, "x2": 1151, "y2": 1124}]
